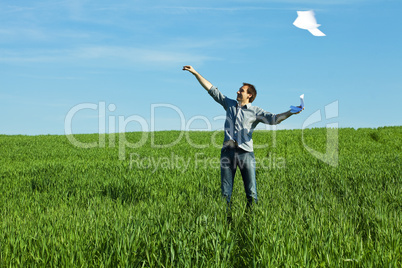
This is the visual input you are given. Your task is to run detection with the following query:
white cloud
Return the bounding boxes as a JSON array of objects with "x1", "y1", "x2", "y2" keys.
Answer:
[
  {"x1": 0, "y1": 46, "x2": 219, "y2": 67},
  {"x1": 74, "y1": 46, "x2": 220, "y2": 66}
]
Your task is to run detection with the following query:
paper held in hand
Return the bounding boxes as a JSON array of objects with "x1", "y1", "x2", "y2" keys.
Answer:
[{"x1": 290, "y1": 94, "x2": 304, "y2": 113}]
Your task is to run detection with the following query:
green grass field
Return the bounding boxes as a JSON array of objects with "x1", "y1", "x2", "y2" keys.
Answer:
[{"x1": 0, "y1": 126, "x2": 401, "y2": 267}]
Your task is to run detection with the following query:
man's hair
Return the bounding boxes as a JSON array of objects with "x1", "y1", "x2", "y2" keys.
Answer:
[{"x1": 243, "y1": 83, "x2": 257, "y2": 103}]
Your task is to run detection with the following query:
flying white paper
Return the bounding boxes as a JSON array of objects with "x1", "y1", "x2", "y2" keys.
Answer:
[
  {"x1": 293, "y1": 10, "x2": 326, "y2": 36},
  {"x1": 290, "y1": 94, "x2": 305, "y2": 113}
]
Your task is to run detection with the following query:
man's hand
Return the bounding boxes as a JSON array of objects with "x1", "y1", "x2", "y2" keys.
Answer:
[
  {"x1": 182, "y1": 65, "x2": 212, "y2": 91},
  {"x1": 295, "y1": 105, "x2": 305, "y2": 114},
  {"x1": 182, "y1": 65, "x2": 197, "y2": 75}
]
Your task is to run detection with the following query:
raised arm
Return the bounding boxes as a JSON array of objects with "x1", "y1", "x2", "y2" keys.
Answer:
[{"x1": 183, "y1": 65, "x2": 212, "y2": 91}]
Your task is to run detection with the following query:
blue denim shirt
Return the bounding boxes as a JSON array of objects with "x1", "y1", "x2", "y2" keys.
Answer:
[{"x1": 209, "y1": 85, "x2": 286, "y2": 152}]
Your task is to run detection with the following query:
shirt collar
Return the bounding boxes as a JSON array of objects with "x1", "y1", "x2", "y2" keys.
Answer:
[{"x1": 237, "y1": 102, "x2": 251, "y2": 109}]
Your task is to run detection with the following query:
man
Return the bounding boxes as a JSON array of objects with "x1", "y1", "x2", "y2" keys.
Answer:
[{"x1": 183, "y1": 65, "x2": 303, "y2": 214}]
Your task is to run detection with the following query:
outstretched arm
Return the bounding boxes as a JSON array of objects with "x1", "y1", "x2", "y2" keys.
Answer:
[
  {"x1": 274, "y1": 105, "x2": 305, "y2": 124},
  {"x1": 183, "y1": 65, "x2": 213, "y2": 91},
  {"x1": 275, "y1": 110, "x2": 293, "y2": 124},
  {"x1": 257, "y1": 106, "x2": 304, "y2": 125}
]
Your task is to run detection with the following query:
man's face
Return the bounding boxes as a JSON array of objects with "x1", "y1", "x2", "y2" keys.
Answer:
[{"x1": 237, "y1": 85, "x2": 251, "y2": 103}]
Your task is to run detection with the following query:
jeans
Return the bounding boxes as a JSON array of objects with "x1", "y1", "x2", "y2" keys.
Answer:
[{"x1": 220, "y1": 146, "x2": 258, "y2": 208}]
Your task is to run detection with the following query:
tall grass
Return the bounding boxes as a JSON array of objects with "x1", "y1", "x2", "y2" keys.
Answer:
[{"x1": 0, "y1": 126, "x2": 401, "y2": 266}]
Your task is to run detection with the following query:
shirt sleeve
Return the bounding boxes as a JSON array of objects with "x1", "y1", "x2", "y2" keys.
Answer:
[
  {"x1": 255, "y1": 108, "x2": 277, "y2": 125},
  {"x1": 255, "y1": 108, "x2": 292, "y2": 125},
  {"x1": 208, "y1": 86, "x2": 228, "y2": 110}
]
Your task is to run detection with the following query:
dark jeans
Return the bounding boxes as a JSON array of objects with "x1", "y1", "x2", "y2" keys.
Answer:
[{"x1": 220, "y1": 146, "x2": 258, "y2": 208}]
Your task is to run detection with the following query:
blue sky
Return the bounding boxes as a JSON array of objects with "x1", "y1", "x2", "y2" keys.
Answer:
[{"x1": 1, "y1": 0, "x2": 401, "y2": 135}]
